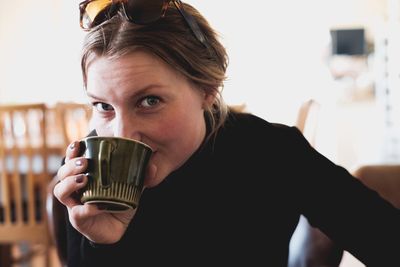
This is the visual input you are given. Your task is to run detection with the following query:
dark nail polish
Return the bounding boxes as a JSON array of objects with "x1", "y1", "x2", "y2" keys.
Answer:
[
  {"x1": 75, "y1": 175, "x2": 84, "y2": 183},
  {"x1": 69, "y1": 142, "x2": 76, "y2": 149}
]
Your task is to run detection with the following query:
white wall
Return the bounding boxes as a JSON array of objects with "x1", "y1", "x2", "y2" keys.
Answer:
[
  {"x1": 0, "y1": 0, "x2": 388, "y2": 126},
  {"x1": 0, "y1": 0, "x2": 86, "y2": 105},
  {"x1": 188, "y1": 0, "x2": 388, "y2": 125}
]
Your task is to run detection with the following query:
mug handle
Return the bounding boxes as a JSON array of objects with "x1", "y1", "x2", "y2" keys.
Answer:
[{"x1": 98, "y1": 140, "x2": 114, "y2": 188}]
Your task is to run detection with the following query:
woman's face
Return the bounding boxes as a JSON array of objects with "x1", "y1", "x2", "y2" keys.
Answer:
[{"x1": 86, "y1": 51, "x2": 212, "y2": 186}]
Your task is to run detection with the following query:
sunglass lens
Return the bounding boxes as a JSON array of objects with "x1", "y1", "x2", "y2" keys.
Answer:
[
  {"x1": 124, "y1": 0, "x2": 165, "y2": 24},
  {"x1": 80, "y1": 0, "x2": 114, "y2": 30}
]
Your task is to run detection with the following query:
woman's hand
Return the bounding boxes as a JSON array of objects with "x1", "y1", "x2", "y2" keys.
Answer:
[{"x1": 53, "y1": 141, "x2": 156, "y2": 244}]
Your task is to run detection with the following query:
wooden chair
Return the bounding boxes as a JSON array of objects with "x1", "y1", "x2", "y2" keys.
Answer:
[
  {"x1": 229, "y1": 103, "x2": 247, "y2": 113},
  {"x1": 53, "y1": 102, "x2": 92, "y2": 150},
  {"x1": 0, "y1": 103, "x2": 53, "y2": 267},
  {"x1": 352, "y1": 164, "x2": 400, "y2": 209},
  {"x1": 294, "y1": 99, "x2": 320, "y2": 147}
]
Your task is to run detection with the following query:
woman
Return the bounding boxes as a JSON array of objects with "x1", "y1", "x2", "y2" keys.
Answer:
[{"x1": 54, "y1": 0, "x2": 400, "y2": 266}]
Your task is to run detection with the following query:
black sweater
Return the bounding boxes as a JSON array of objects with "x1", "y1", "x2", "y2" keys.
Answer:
[{"x1": 67, "y1": 112, "x2": 400, "y2": 266}]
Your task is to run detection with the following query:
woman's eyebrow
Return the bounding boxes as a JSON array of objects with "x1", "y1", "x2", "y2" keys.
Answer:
[
  {"x1": 126, "y1": 84, "x2": 165, "y2": 100},
  {"x1": 86, "y1": 83, "x2": 165, "y2": 103},
  {"x1": 86, "y1": 91, "x2": 106, "y2": 101}
]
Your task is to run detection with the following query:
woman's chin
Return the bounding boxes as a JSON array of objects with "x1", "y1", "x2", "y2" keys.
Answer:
[
  {"x1": 145, "y1": 176, "x2": 164, "y2": 188},
  {"x1": 144, "y1": 163, "x2": 166, "y2": 188}
]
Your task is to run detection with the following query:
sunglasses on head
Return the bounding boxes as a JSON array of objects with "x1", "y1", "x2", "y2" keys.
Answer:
[{"x1": 79, "y1": 0, "x2": 209, "y2": 49}]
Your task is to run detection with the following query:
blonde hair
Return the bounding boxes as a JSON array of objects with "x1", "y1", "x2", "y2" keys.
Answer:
[{"x1": 81, "y1": 2, "x2": 229, "y2": 140}]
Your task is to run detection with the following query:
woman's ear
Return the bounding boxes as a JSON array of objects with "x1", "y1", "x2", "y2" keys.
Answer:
[{"x1": 202, "y1": 90, "x2": 217, "y2": 109}]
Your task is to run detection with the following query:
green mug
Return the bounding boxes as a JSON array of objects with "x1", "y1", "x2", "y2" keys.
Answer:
[{"x1": 79, "y1": 136, "x2": 153, "y2": 212}]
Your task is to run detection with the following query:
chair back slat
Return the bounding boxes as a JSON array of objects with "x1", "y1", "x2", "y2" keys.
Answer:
[
  {"x1": 54, "y1": 102, "x2": 92, "y2": 149},
  {"x1": 12, "y1": 165, "x2": 23, "y2": 224}
]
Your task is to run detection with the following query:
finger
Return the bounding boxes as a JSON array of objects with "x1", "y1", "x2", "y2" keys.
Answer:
[
  {"x1": 69, "y1": 202, "x2": 105, "y2": 222},
  {"x1": 57, "y1": 157, "x2": 88, "y2": 183},
  {"x1": 54, "y1": 174, "x2": 88, "y2": 208},
  {"x1": 65, "y1": 141, "x2": 83, "y2": 163}
]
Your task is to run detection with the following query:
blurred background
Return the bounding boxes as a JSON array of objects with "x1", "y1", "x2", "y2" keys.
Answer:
[{"x1": 0, "y1": 1, "x2": 399, "y2": 266}]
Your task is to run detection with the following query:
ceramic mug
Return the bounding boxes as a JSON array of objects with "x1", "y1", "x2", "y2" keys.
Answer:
[{"x1": 79, "y1": 136, "x2": 153, "y2": 212}]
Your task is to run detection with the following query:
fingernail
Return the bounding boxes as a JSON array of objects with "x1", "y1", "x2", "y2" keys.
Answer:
[
  {"x1": 75, "y1": 159, "x2": 83, "y2": 167},
  {"x1": 69, "y1": 142, "x2": 76, "y2": 150},
  {"x1": 75, "y1": 175, "x2": 85, "y2": 183}
]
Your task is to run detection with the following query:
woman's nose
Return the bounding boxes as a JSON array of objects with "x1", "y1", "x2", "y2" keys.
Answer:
[{"x1": 113, "y1": 114, "x2": 141, "y2": 141}]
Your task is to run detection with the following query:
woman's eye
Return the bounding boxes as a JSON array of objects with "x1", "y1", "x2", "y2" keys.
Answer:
[
  {"x1": 93, "y1": 102, "x2": 114, "y2": 112},
  {"x1": 139, "y1": 96, "x2": 160, "y2": 108}
]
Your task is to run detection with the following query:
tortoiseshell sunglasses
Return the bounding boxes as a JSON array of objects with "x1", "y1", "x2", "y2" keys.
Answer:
[{"x1": 79, "y1": 0, "x2": 210, "y2": 49}]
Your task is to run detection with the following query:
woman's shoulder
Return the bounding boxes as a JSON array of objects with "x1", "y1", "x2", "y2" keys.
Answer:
[
  {"x1": 223, "y1": 111, "x2": 300, "y2": 138},
  {"x1": 215, "y1": 110, "x2": 312, "y2": 156}
]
